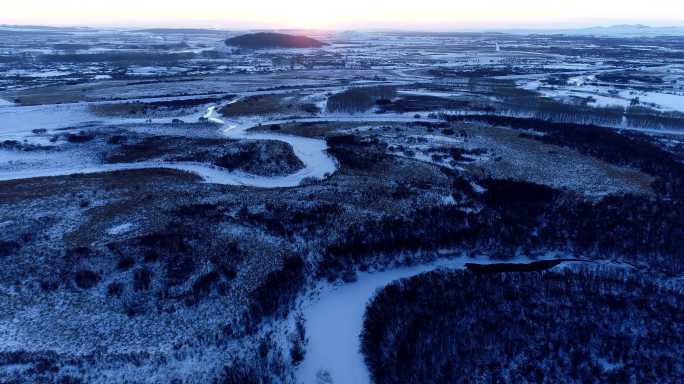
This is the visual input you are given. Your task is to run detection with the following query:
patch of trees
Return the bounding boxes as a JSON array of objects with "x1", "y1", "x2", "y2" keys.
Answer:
[
  {"x1": 447, "y1": 147, "x2": 485, "y2": 163},
  {"x1": 317, "y1": 176, "x2": 684, "y2": 278},
  {"x1": 465, "y1": 259, "x2": 564, "y2": 274},
  {"x1": 66, "y1": 132, "x2": 96, "y2": 143},
  {"x1": 106, "y1": 228, "x2": 244, "y2": 306},
  {"x1": 175, "y1": 203, "x2": 226, "y2": 222},
  {"x1": 326, "y1": 86, "x2": 397, "y2": 113},
  {"x1": 238, "y1": 201, "x2": 342, "y2": 238},
  {"x1": 362, "y1": 269, "x2": 684, "y2": 384},
  {"x1": 247, "y1": 255, "x2": 305, "y2": 324},
  {"x1": 0, "y1": 240, "x2": 20, "y2": 257},
  {"x1": 325, "y1": 134, "x2": 389, "y2": 171},
  {"x1": 96, "y1": 95, "x2": 235, "y2": 116},
  {"x1": 596, "y1": 72, "x2": 664, "y2": 84},
  {"x1": 1, "y1": 140, "x2": 54, "y2": 152},
  {"x1": 105, "y1": 136, "x2": 226, "y2": 163},
  {"x1": 214, "y1": 141, "x2": 304, "y2": 176},
  {"x1": 74, "y1": 269, "x2": 101, "y2": 289},
  {"x1": 105, "y1": 135, "x2": 304, "y2": 176},
  {"x1": 429, "y1": 66, "x2": 540, "y2": 78},
  {"x1": 216, "y1": 363, "x2": 272, "y2": 384},
  {"x1": 378, "y1": 95, "x2": 470, "y2": 113},
  {"x1": 36, "y1": 52, "x2": 195, "y2": 65}
]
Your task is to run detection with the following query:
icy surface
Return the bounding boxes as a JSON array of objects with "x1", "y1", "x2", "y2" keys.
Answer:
[{"x1": 106, "y1": 222, "x2": 135, "y2": 236}]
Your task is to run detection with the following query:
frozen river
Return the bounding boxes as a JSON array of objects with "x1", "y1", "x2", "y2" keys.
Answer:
[{"x1": 0, "y1": 103, "x2": 338, "y2": 187}]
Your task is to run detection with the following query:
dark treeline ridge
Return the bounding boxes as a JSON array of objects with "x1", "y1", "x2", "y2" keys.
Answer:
[
  {"x1": 465, "y1": 259, "x2": 564, "y2": 274},
  {"x1": 320, "y1": 181, "x2": 684, "y2": 276},
  {"x1": 318, "y1": 137, "x2": 684, "y2": 277},
  {"x1": 36, "y1": 52, "x2": 196, "y2": 65},
  {"x1": 378, "y1": 95, "x2": 470, "y2": 113},
  {"x1": 326, "y1": 86, "x2": 397, "y2": 113},
  {"x1": 362, "y1": 268, "x2": 684, "y2": 384},
  {"x1": 320, "y1": 136, "x2": 683, "y2": 277},
  {"x1": 441, "y1": 113, "x2": 684, "y2": 196}
]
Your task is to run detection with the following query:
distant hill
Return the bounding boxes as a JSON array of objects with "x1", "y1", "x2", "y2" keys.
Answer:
[
  {"x1": 134, "y1": 28, "x2": 226, "y2": 35},
  {"x1": 224, "y1": 32, "x2": 327, "y2": 49},
  {"x1": 498, "y1": 24, "x2": 684, "y2": 37}
]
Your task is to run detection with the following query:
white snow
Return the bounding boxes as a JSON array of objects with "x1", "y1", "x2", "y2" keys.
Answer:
[
  {"x1": 0, "y1": 98, "x2": 14, "y2": 107},
  {"x1": 0, "y1": 104, "x2": 97, "y2": 142},
  {"x1": 4, "y1": 69, "x2": 71, "y2": 78},
  {"x1": 597, "y1": 358, "x2": 624, "y2": 372},
  {"x1": 521, "y1": 78, "x2": 684, "y2": 113},
  {"x1": 398, "y1": 90, "x2": 459, "y2": 98},
  {"x1": 106, "y1": 223, "x2": 135, "y2": 236},
  {"x1": 126, "y1": 66, "x2": 185, "y2": 76},
  {"x1": 622, "y1": 91, "x2": 684, "y2": 112},
  {"x1": 588, "y1": 94, "x2": 632, "y2": 109},
  {"x1": 202, "y1": 106, "x2": 226, "y2": 124}
]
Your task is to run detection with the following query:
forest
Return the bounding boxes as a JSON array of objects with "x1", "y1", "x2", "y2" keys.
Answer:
[
  {"x1": 326, "y1": 86, "x2": 397, "y2": 113},
  {"x1": 362, "y1": 268, "x2": 684, "y2": 384}
]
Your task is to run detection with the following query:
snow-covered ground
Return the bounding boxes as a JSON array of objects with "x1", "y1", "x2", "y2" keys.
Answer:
[
  {"x1": 296, "y1": 255, "x2": 532, "y2": 384},
  {"x1": 3, "y1": 69, "x2": 72, "y2": 78},
  {"x1": 521, "y1": 79, "x2": 684, "y2": 113},
  {"x1": 622, "y1": 91, "x2": 684, "y2": 112},
  {"x1": 106, "y1": 222, "x2": 135, "y2": 236},
  {"x1": 398, "y1": 89, "x2": 460, "y2": 98}
]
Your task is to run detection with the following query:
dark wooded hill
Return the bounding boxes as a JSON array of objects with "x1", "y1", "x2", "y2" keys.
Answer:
[{"x1": 224, "y1": 32, "x2": 326, "y2": 49}]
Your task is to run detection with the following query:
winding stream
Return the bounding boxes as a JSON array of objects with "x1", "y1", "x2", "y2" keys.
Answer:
[{"x1": 0, "y1": 104, "x2": 338, "y2": 187}]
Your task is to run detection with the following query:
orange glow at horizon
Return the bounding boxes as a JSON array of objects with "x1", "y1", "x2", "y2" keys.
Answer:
[{"x1": 2, "y1": 0, "x2": 683, "y2": 29}]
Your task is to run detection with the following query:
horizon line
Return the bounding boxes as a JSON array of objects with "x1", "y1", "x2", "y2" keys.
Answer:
[{"x1": 3, "y1": 21, "x2": 684, "y2": 33}]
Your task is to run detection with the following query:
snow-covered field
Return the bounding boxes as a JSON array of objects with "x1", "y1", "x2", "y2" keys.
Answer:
[{"x1": 624, "y1": 90, "x2": 684, "y2": 112}]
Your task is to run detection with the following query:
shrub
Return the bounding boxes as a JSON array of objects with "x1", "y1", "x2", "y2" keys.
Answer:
[
  {"x1": 0, "y1": 240, "x2": 20, "y2": 257},
  {"x1": 66, "y1": 132, "x2": 96, "y2": 143},
  {"x1": 117, "y1": 256, "x2": 135, "y2": 271},
  {"x1": 133, "y1": 268, "x2": 153, "y2": 291},
  {"x1": 107, "y1": 282, "x2": 124, "y2": 297},
  {"x1": 74, "y1": 270, "x2": 101, "y2": 289}
]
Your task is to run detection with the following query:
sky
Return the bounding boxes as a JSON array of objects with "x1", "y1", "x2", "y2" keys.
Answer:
[{"x1": 2, "y1": 0, "x2": 684, "y2": 30}]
